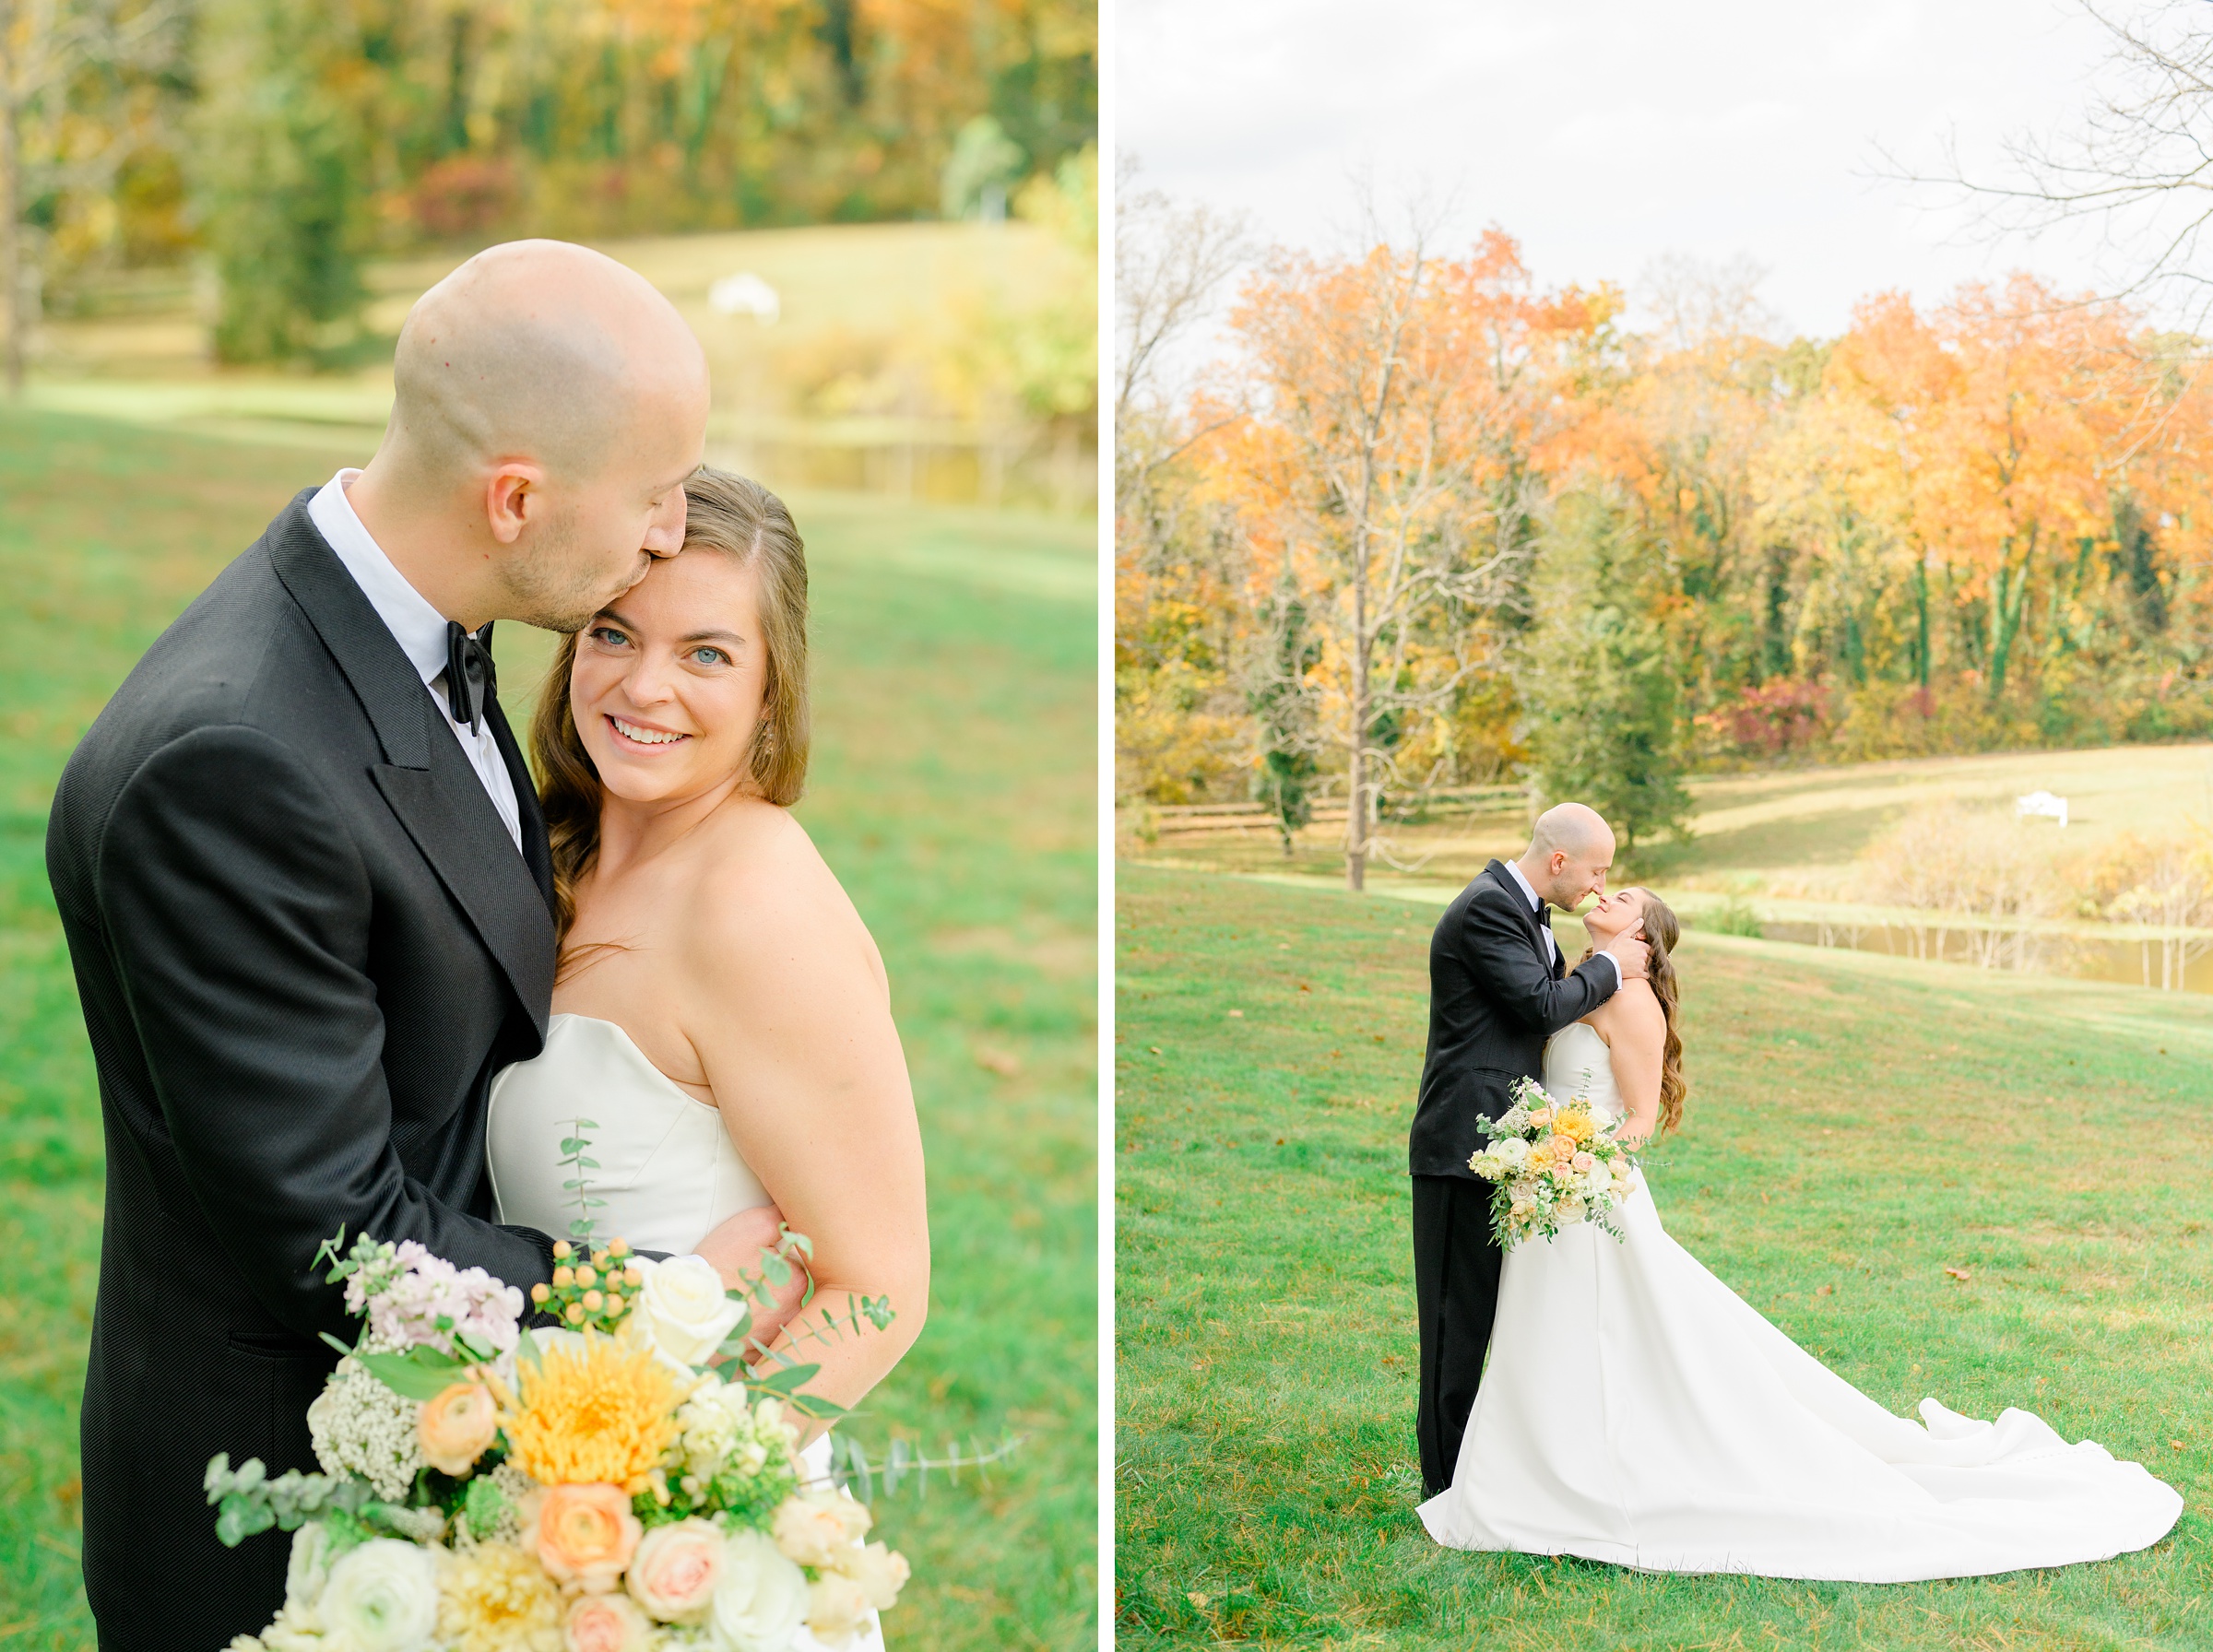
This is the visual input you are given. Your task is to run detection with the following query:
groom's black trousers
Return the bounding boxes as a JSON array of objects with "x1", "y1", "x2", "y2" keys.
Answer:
[{"x1": 1412, "y1": 1174, "x2": 1503, "y2": 1498}]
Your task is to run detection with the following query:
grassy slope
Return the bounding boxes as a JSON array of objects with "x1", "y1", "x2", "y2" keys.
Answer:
[
  {"x1": 1117, "y1": 863, "x2": 2213, "y2": 1651},
  {"x1": 1135, "y1": 740, "x2": 2213, "y2": 899},
  {"x1": 0, "y1": 405, "x2": 1096, "y2": 1648}
]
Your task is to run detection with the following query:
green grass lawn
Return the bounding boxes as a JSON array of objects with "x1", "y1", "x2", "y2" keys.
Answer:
[
  {"x1": 0, "y1": 404, "x2": 1096, "y2": 1648},
  {"x1": 1116, "y1": 863, "x2": 2213, "y2": 1650}
]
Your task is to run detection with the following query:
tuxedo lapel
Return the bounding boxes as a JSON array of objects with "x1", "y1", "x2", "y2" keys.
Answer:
[
  {"x1": 373, "y1": 760, "x2": 554, "y2": 1036},
  {"x1": 1482, "y1": 859, "x2": 1563, "y2": 978},
  {"x1": 267, "y1": 493, "x2": 555, "y2": 1031},
  {"x1": 266, "y1": 492, "x2": 433, "y2": 770}
]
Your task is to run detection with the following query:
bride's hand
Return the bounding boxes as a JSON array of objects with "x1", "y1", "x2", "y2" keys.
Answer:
[{"x1": 691, "y1": 1203, "x2": 811, "y2": 1335}]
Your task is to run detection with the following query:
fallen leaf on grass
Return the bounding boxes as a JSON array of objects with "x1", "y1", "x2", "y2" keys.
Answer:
[
  {"x1": 1816, "y1": 1284, "x2": 1834, "y2": 1296},
  {"x1": 1944, "y1": 1266, "x2": 1972, "y2": 1281},
  {"x1": 1148, "y1": 1046, "x2": 1162, "y2": 1056},
  {"x1": 1227, "y1": 1009, "x2": 1244, "y2": 1018},
  {"x1": 973, "y1": 1044, "x2": 1022, "y2": 1077}
]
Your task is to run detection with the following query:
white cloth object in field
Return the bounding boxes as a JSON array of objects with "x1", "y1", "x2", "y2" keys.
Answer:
[
  {"x1": 2018, "y1": 790, "x2": 2069, "y2": 828},
  {"x1": 1418, "y1": 1021, "x2": 2181, "y2": 1581},
  {"x1": 710, "y1": 272, "x2": 781, "y2": 323},
  {"x1": 488, "y1": 1012, "x2": 887, "y2": 1649}
]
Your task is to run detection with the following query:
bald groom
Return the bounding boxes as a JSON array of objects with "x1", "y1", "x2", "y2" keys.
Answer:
[
  {"x1": 1408, "y1": 806, "x2": 1651, "y2": 1499},
  {"x1": 48, "y1": 241, "x2": 711, "y2": 1650}
]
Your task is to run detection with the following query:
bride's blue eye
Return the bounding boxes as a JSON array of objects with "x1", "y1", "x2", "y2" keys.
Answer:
[
  {"x1": 591, "y1": 626, "x2": 630, "y2": 648},
  {"x1": 690, "y1": 646, "x2": 728, "y2": 667}
]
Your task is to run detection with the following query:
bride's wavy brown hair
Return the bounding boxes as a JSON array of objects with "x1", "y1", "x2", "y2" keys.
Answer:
[
  {"x1": 531, "y1": 467, "x2": 811, "y2": 947},
  {"x1": 1581, "y1": 889, "x2": 1687, "y2": 1133}
]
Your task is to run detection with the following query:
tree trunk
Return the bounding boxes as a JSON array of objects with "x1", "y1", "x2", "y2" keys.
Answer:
[
  {"x1": 1345, "y1": 577, "x2": 1368, "y2": 891},
  {"x1": 2, "y1": 81, "x2": 21, "y2": 401}
]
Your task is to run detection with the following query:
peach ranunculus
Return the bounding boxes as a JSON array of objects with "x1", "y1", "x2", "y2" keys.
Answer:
[
  {"x1": 773, "y1": 1489, "x2": 870, "y2": 1569},
  {"x1": 1527, "y1": 1106, "x2": 1555, "y2": 1128},
  {"x1": 805, "y1": 1572, "x2": 874, "y2": 1646},
  {"x1": 834, "y1": 1540, "x2": 911, "y2": 1611},
  {"x1": 1570, "y1": 1150, "x2": 1595, "y2": 1174},
  {"x1": 564, "y1": 1590, "x2": 653, "y2": 1652},
  {"x1": 625, "y1": 1517, "x2": 723, "y2": 1623},
  {"x1": 1547, "y1": 1134, "x2": 1579, "y2": 1162},
  {"x1": 524, "y1": 1483, "x2": 643, "y2": 1595},
  {"x1": 419, "y1": 1381, "x2": 501, "y2": 1477}
]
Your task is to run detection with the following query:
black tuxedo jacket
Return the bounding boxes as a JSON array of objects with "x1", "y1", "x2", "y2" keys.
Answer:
[
  {"x1": 1408, "y1": 859, "x2": 1620, "y2": 1179},
  {"x1": 46, "y1": 491, "x2": 562, "y2": 1652}
]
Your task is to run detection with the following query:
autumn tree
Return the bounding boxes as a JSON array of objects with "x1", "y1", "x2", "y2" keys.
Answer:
[
  {"x1": 1113, "y1": 165, "x2": 1251, "y2": 803},
  {"x1": 1225, "y1": 227, "x2": 1598, "y2": 888},
  {"x1": 0, "y1": 0, "x2": 183, "y2": 393}
]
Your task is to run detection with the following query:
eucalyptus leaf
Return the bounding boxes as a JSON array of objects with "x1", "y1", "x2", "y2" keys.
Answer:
[{"x1": 357, "y1": 1348, "x2": 468, "y2": 1402}]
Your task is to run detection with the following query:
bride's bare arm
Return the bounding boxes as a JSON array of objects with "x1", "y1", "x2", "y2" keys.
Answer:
[
  {"x1": 1603, "y1": 986, "x2": 1666, "y2": 1147},
  {"x1": 681, "y1": 837, "x2": 929, "y2": 1433}
]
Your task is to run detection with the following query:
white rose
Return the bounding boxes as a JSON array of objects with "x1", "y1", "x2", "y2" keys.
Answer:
[
  {"x1": 834, "y1": 1541, "x2": 910, "y2": 1611},
  {"x1": 633, "y1": 1256, "x2": 749, "y2": 1367},
  {"x1": 285, "y1": 1521, "x2": 336, "y2": 1617},
  {"x1": 316, "y1": 1539, "x2": 438, "y2": 1652},
  {"x1": 708, "y1": 1529, "x2": 809, "y2": 1652},
  {"x1": 803, "y1": 1573, "x2": 873, "y2": 1646},
  {"x1": 1584, "y1": 1162, "x2": 1613, "y2": 1198}
]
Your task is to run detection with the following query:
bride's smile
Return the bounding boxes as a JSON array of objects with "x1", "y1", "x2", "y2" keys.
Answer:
[{"x1": 569, "y1": 549, "x2": 775, "y2": 811}]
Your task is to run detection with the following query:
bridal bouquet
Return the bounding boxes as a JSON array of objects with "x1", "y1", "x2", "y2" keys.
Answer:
[
  {"x1": 1466, "y1": 1076, "x2": 1639, "y2": 1248},
  {"x1": 207, "y1": 1231, "x2": 908, "y2": 1652}
]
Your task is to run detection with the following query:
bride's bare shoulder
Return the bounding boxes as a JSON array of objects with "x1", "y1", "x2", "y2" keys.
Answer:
[
  {"x1": 679, "y1": 800, "x2": 883, "y2": 992},
  {"x1": 1603, "y1": 977, "x2": 1664, "y2": 1039}
]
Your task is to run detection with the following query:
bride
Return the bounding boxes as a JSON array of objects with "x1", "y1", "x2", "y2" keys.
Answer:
[
  {"x1": 1419, "y1": 887, "x2": 2181, "y2": 1581},
  {"x1": 484, "y1": 469, "x2": 929, "y2": 1636}
]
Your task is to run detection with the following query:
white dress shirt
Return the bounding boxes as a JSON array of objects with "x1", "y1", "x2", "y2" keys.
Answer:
[
  {"x1": 308, "y1": 470, "x2": 525, "y2": 853},
  {"x1": 1504, "y1": 859, "x2": 1624, "y2": 989}
]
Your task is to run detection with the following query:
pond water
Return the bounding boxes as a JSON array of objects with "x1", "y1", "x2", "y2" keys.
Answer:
[{"x1": 1757, "y1": 920, "x2": 2213, "y2": 997}]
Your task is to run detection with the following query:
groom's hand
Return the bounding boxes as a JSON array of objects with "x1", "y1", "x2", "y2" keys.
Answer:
[
  {"x1": 1607, "y1": 933, "x2": 1651, "y2": 982},
  {"x1": 692, "y1": 1203, "x2": 811, "y2": 1337}
]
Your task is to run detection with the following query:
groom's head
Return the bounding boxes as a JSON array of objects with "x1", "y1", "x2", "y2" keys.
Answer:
[
  {"x1": 1518, "y1": 803, "x2": 1616, "y2": 910},
  {"x1": 364, "y1": 239, "x2": 712, "y2": 631}
]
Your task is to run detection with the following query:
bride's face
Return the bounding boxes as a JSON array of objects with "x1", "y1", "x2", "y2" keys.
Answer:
[
  {"x1": 568, "y1": 549, "x2": 770, "y2": 807},
  {"x1": 1583, "y1": 887, "x2": 1647, "y2": 948}
]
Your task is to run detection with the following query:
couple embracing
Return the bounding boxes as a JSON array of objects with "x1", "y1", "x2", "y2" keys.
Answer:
[
  {"x1": 1410, "y1": 803, "x2": 2180, "y2": 1580},
  {"x1": 48, "y1": 242, "x2": 928, "y2": 1651}
]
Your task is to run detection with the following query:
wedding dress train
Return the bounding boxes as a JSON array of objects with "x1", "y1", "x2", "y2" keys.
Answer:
[
  {"x1": 490, "y1": 1013, "x2": 888, "y2": 1647},
  {"x1": 1417, "y1": 1022, "x2": 2182, "y2": 1581}
]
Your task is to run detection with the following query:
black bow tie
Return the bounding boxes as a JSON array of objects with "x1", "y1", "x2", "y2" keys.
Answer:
[{"x1": 444, "y1": 620, "x2": 497, "y2": 736}]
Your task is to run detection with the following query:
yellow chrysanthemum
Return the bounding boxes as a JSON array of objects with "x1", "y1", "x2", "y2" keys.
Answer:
[
  {"x1": 436, "y1": 1540, "x2": 563, "y2": 1652},
  {"x1": 499, "y1": 1332, "x2": 681, "y2": 1492},
  {"x1": 1557, "y1": 1108, "x2": 1595, "y2": 1143}
]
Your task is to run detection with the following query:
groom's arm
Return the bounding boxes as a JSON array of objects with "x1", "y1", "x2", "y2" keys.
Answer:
[
  {"x1": 1453, "y1": 886, "x2": 1618, "y2": 1034},
  {"x1": 92, "y1": 726, "x2": 554, "y2": 1341}
]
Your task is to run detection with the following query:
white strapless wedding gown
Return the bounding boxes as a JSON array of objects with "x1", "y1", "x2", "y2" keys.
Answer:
[
  {"x1": 489, "y1": 1013, "x2": 887, "y2": 1649},
  {"x1": 1418, "y1": 1021, "x2": 2183, "y2": 1580}
]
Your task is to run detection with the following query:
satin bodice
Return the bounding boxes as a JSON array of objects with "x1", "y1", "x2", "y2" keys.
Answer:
[
  {"x1": 486, "y1": 1013, "x2": 770, "y2": 1256},
  {"x1": 1541, "y1": 1021, "x2": 1623, "y2": 1122}
]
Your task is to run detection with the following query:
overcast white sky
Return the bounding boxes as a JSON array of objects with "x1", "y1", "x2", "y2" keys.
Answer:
[{"x1": 1119, "y1": 0, "x2": 2141, "y2": 346}]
